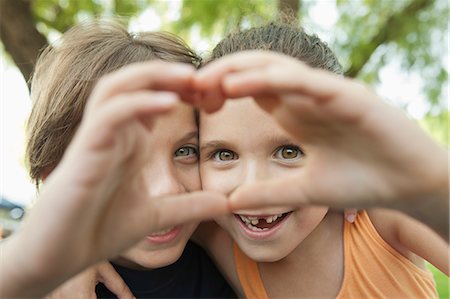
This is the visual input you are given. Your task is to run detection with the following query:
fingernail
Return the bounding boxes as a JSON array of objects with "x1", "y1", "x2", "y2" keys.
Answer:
[{"x1": 346, "y1": 214, "x2": 356, "y2": 223}]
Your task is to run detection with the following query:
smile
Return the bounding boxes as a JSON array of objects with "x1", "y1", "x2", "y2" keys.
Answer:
[
  {"x1": 146, "y1": 226, "x2": 181, "y2": 244},
  {"x1": 234, "y1": 212, "x2": 292, "y2": 239}
]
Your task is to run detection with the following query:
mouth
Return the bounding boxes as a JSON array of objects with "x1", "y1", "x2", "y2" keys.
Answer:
[
  {"x1": 146, "y1": 226, "x2": 181, "y2": 244},
  {"x1": 234, "y1": 212, "x2": 292, "y2": 240}
]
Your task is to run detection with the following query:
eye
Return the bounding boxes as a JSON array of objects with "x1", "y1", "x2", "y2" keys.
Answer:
[
  {"x1": 174, "y1": 146, "x2": 198, "y2": 158},
  {"x1": 274, "y1": 145, "x2": 304, "y2": 160},
  {"x1": 212, "y1": 149, "x2": 238, "y2": 162}
]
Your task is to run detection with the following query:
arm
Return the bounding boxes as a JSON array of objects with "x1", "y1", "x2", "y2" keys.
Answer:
[
  {"x1": 368, "y1": 209, "x2": 449, "y2": 276},
  {"x1": 0, "y1": 61, "x2": 230, "y2": 298},
  {"x1": 194, "y1": 51, "x2": 449, "y2": 240}
]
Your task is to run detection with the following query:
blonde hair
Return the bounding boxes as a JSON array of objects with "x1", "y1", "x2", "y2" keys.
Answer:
[{"x1": 27, "y1": 20, "x2": 200, "y2": 186}]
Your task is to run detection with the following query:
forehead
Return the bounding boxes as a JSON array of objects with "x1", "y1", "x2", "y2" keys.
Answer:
[
  {"x1": 152, "y1": 101, "x2": 197, "y2": 138},
  {"x1": 200, "y1": 98, "x2": 289, "y2": 143}
]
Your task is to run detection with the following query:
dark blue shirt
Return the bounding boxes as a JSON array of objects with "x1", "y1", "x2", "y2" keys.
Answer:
[{"x1": 95, "y1": 241, "x2": 236, "y2": 298}]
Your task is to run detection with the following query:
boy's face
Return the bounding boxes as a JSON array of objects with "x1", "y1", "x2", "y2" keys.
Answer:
[
  {"x1": 200, "y1": 99, "x2": 328, "y2": 262},
  {"x1": 116, "y1": 101, "x2": 200, "y2": 269}
]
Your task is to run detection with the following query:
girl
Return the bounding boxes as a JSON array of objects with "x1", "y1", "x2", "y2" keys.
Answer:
[
  {"x1": 25, "y1": 20, "x2": 236, "y2": 299},
  {"x1": 195, "y1": 23, "x2": 449, "y2": 298}
]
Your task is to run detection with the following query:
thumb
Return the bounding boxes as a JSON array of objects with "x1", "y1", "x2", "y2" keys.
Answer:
[
  {"x1": 145, "y1": 191, "x2": 230, "y2": 230},
  {"x1": 229, "y1": 174, "x2": 310, "y2": 211}
]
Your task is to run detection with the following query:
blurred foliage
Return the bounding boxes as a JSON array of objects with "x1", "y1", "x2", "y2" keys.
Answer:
[
  {"x1": 174, "y1": 0, "x2": 275, "y2": 37},
  {"x1": 420, "y1": 110, "x2": 449, "y2": 148},
  {"x1": 4, "y1": 0, "x2": 448, "y2": 116},
  {"x1": 428, "y1": 264, "x2": 450, "y2": 299},
  {"x1": 31, "y1": 0, "x2": 155, "y2": 34},
  {"x1": 333, "y1": 0, "x2": 448, "y2": 114}
]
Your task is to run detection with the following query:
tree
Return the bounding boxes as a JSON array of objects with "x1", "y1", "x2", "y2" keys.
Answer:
[{"x1": 0, "y1": 0, "x2": 448, "y2": 115}]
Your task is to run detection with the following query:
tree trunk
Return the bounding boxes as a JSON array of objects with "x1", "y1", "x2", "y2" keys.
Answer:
[
  {"x1": 0, "y1": 0, "x2": 48, "y2": 83},
  {"x1": 278, "y1": 0, "x2": 299, "y2": 20},
  {"x1": 345, "y1": 0, "x2": 433, "y2": 78}
]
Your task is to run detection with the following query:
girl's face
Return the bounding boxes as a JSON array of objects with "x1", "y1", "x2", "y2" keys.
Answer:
[
  {"x1": 116, "y1": 102, "x2": 200, "y2": 269},
  {"x1": 200, "y1": 99, "x2": 328, "y2": 262}
]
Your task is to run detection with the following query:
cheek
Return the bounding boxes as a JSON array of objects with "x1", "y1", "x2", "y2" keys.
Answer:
[
  {"x1": 179, "y1": 166, "x2": 201, "y2": 191},
  {"x1": 294, "y1": 207, "x2": 328, "y2": 234}
]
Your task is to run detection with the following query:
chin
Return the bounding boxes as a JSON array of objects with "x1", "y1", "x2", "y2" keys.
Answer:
[
  {"x1": 240, "y1": 242, "x2": 292, "y2": 263},
  {"x1": 123, "y1": 241, "x2": 188, "y2": 269}
]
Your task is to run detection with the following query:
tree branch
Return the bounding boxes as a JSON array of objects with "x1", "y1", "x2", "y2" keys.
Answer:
[
  {"x1": 0, "y1": 0, "x2": 48, "y2": 83},
  {"x1": 345, "y1": 0, "x2": 433, "y2": 78}
]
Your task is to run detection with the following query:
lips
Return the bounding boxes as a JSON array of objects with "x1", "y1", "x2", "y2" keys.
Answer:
[
  {"x1": 146, "y1": 226, "x2": 181, "y2": 244},
  {"x1": 234, "y1": 211, "x2": 292, "y2": 240}
]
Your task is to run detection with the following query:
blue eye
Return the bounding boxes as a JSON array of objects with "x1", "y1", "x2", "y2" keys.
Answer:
[
  {"x1": 213, "y1": 150, "x2": 238, "y2": 161},
  {"x1": 175, "y1": 146, "x2": 198, "y2": 157},
  {"x1": 274, "y1": 145, "x2": 304, "y2": 160}
]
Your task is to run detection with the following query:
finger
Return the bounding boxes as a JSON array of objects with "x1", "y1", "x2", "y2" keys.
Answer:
[
  {"x1": 195, "y1": 51, "x2": 292, "y2": 90},
  {"x1": 195, "y1": 89, "x2": 227, "y2": 113},
  {"x1": 221, "y1": 65, "x2": 345, "y2": 102},
  {"x1": 89, "y1": 61, "x2": 195, "y2": 106},
  {"x1": 147, "y1": 191, "x2": 230, "y2": 230},
  {"x1": 85, "y1": 91, "x2": 178, "y2": 137},
  {"x1": 229, "y1": 175, "x2": 311, "y2": 211},
  {"x1": 98, "y1": 263, "x2": 135, "y2": 299},
  {"x1": 344, "y1": 209, "x2": 358, "y2": 223}
]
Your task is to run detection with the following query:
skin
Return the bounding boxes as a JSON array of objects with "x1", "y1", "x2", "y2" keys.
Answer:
[
  {"x1": 199, "y1": 99, "x2": 345, "y2": 297},
  {"x1": 200, "y1": 99, "x2": 329, "y2": 262},
  {"x1": 194, "y1": 52, "x2": 448, "y2": 297},
  {"x1": 193, "y1": 51, "x2": 449, "y2": 240},
  {"x1": 46, "y1": 101, "x2": 201, "y2": 299},
  {"x1": 113, "y1": 101, "x2": 201, "y2": 270},
  {"x1": 0, "y1": 61, "x2": 230, "y2": 298}
]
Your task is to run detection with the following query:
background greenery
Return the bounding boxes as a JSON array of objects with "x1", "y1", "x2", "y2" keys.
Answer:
[{"x1": 0, "y1": 0, "x2": 448, "y2": 296}]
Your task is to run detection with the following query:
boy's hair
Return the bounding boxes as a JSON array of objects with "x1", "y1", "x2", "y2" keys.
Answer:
[
  {"x1": 207, "y1": 22, "x2": 343, "y2": 75},
  {"x1": 27, "y1": 20, "x2": 201, "y2": 187}
]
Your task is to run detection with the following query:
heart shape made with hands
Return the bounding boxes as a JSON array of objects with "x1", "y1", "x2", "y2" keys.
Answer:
[{"x1": 88, "y1": 50, "x2": 432, "y2": 221}]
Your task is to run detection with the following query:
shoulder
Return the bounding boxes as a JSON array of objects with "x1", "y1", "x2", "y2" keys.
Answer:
[{"x1": 367, "y1": 209, "x2": 426, "y2": 270}]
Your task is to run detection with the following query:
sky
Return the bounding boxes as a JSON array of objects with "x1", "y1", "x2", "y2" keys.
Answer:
[{"x1": 0, "y1": 1, "x2": 443, "y2": 206}]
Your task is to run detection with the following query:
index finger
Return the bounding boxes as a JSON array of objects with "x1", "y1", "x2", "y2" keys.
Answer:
[
  {"x1": 194, "y1": 51, "x2": 294, "y2": 90},
  {"x1": 90, "y1": 61, "x2": 196, "y2": 105}
]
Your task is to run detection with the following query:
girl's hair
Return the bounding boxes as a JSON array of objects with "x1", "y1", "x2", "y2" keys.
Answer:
[
  {"x1": 27, "y1": 20, "x2": 201, "y2": 186},
  {"x1": 207, "y1": 22, "x2": 343, "y2": 75}
]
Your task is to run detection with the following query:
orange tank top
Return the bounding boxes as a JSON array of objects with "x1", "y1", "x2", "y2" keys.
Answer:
[{"x1": 233, "y1": 210, "x2": 437, "y2": 298}]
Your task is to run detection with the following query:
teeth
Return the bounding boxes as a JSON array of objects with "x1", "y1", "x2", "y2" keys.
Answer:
[
  {"x1": 240, "y1": 213, "x2": 286, "y2": 225},
  {"x1": 240, "y1": 215, "x2": 251, "y2": 224},
  {"x1": 150, "y1": 227, "x2": 173, "y2": 236},
  {"x1": 246, "y1": 223, "x2": 269, "y2": 232}
]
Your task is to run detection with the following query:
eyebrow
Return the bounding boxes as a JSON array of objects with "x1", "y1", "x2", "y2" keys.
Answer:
[
  {"x1": 178, "y1": 131, "x2": 198, "y2": 144},
  {"x1": 266, "y1": 135, "x2": 300, "y2": 147},
  {"x1": 200, "y1": 135, "x2": 302, "y2": 153},
  {"x1": 200, "y1": 140, "x2": 231, "y2": 153}
]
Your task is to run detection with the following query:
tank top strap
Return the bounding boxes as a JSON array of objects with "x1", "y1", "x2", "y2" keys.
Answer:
[{"x1": 233, "y1": 242, "x2": 269, "y2": 299}]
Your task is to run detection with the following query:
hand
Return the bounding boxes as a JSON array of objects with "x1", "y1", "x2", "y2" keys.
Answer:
[
  {"x1": 45, "y1": 262, "x2": 134, "y2": 299},
  {"x1": 1, "y1": 61, "x2": 230, "y2": 298},
  {"x1": 195, "y1": 51, "x2": 448, "y2": 238}
]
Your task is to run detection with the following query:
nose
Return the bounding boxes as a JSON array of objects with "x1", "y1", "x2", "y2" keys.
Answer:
[
  {"x1": 145, "y1": 163, "x2": 185, "y2": 197},
  {"x1": 241, "y1": 159, "x2": 270, "y2": 185}
]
